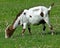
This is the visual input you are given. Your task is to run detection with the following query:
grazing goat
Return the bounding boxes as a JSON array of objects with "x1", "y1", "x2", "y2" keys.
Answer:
[{"x1": 5, "y1": 3, "x2": 54, "y2": 38}]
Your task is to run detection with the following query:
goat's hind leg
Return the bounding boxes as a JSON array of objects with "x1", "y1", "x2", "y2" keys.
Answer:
[
  {"x1": 44, "y1": 19, "x2": 54, "y2": 35},
  {"x1": 44, "y1": 17, "x2": 54, "y2": 35},
  {"x1": 49, "y1": 25, "x2": 54, "y2": 35},
  {"x1": 41, "y1": 24, "x2": 46, "y2": 35}
]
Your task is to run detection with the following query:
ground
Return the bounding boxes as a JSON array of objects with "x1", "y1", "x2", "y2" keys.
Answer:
[{"x1": 0, "y1": 0, "x2": 60, "y2": 48}]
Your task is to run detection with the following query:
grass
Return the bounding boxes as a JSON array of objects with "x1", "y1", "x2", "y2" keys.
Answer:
[{"x1": 0, "y1": 0, "x2": 60, "y2": 48}]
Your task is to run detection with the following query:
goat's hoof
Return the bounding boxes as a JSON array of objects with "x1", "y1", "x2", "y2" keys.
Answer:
[
  {"x1": 22, "y1": 33, "x2": 24, "y2": 36},
  {"x1": 51, "y1": 32, "x2": 55, "y2": 35},
  {"x1": 30, "y1": 33, "x2": 32, "y2": 35},
  {"x1": 51, "y1": 32, "x2": 54, "y2": 35},
  {"x1": 41, "y1": 32, "x2": 46, "y2": 35},
  {"x1": 5, "y1": 35, "x2": 9, "y2": 38}
]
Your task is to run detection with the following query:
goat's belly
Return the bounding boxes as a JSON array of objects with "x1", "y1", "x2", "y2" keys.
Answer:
[
  {"x1": 28, "y1": 16, "x2": 42, "y2": 24},
  {"x1": 29, "y1": 20, "x2": 41, "y2": 25}
]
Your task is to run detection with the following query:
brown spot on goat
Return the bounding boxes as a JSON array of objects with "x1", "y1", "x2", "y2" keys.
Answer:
[
  {"x1": 18, "y1": 20, "x2": 20, "y2": 25},
  {"x1": 30, "y1": 15, "x2": 32, "y2": 18},
  {"x1": 40, "y1": 12, "x2": 44, "y2": 17}
]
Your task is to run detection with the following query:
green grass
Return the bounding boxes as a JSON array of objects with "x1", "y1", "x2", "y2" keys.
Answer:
[{"x1": 0, "y1": 0, "x2": 60, "y2": 48}]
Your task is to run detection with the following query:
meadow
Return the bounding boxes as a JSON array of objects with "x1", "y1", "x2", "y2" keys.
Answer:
[{"x1": 0, "y1": 0, "x2": 60, "y2": 48}]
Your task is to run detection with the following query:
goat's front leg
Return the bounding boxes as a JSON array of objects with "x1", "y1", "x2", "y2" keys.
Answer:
[
  {"x1": 22, "y1": 23, "x2": 27, "y2": 36},
  {"x1": 28, "y1": 24, "x2": 32, "y2": 35}
]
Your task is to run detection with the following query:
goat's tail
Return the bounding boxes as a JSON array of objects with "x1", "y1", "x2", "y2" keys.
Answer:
[{"x1": 48, "y1": 3, "x2": 54, "y2": 11}]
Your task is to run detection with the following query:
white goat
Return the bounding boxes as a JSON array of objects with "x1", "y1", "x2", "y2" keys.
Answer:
[{"x1": 5, "y1": 3, "x2": 54, "y2": 38}]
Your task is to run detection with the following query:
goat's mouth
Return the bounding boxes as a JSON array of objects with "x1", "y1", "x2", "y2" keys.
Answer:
[{"x1": 5, "y1": 25, "x2": 15, "y2": 38}]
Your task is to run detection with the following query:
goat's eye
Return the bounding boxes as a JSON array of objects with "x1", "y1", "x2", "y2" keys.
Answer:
[
  {"x1": 40, "y1": 12, "x2": 44, "y2": 17},
  {"x1": 8, "y1": 28, "x2": 10, "y2": 31},
  {"x1": 8, "y1": 28, "x2": 9, "y2": 30}
]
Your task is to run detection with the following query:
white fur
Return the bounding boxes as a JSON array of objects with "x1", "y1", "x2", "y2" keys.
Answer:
[{"x1": 13, "y1": 6, "x2": 52, "y2": 29}]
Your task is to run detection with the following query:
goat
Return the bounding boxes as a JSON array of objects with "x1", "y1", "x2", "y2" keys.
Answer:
[{"x1": 5, "y1": 3, "x2": 54, "y2": 38}]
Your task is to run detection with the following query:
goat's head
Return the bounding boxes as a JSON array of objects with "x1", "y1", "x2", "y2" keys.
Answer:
[{"x1": 5, "y1": 25, "x2": 15, "y2": 38}]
